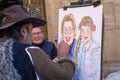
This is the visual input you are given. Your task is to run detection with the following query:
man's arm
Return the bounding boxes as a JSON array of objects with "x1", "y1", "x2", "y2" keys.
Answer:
[{"x1": 26, "y1": 42, "x2": 75, "y2": 80}]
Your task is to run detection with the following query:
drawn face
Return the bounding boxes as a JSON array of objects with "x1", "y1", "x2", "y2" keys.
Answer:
[
  {"x1": 62, "y1": 21, "x2": 75, "y2": 46},
  {"x1": 81, "y1": 26, "x2": 92, "y2": 44}
]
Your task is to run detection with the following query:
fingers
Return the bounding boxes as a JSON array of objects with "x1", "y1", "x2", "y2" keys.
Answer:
[{"x1": 57, "y1": 41, "x2": 70, "y2": 58}]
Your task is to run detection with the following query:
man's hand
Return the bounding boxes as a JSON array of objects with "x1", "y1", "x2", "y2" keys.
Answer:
[{"x1": 57, "y1": 41, "x2": 70, "y2": 58}]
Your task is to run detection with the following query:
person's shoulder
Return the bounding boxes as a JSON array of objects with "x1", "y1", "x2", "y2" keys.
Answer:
[
  {"x1": 13, "y1": 41, "x2": 31, "y2": 48},
  {"x1": 13, "y1": 42, "x2": 32, "y2": 53},
  {"x1": 44, "y1": 40, "x2": 55, "y2": 45}
]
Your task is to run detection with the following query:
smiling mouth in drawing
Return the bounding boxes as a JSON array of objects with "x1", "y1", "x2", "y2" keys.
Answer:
[
  {"x1": 65, "y1": 37, "x2": 70, "y2": 42},
  {"x1": 84, "y1": 36, "x2": 88, "y2": 40}
]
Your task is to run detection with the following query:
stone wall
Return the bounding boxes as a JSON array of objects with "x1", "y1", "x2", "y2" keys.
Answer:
[{"x1": 102, "y1": 0, "x2": 120, "y2": 62}]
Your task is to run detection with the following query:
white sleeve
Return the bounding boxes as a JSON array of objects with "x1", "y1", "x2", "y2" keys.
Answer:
[{"x1": 25, "y1": 46, "x2": 40, "y2": 80}]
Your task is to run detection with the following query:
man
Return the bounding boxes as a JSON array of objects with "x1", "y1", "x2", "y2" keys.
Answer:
[
  {"x1": 0, "y1": 5, "x2": 75, "y2": 80},
  {"x1": 60, "y1": 14, "x2": 77, "y2": 60},
  {"x1": 32, "y1": 27, "x2": 57, "y2": 60},
  {"x1": 0, "y1": 4, "x2": 45, "y2": 80},
  {"x1": 60, "y1": 14, "x2": 78, "y2": 80}
]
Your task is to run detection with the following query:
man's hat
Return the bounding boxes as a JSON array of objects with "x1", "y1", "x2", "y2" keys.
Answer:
[{"x1": 0, "y1": 5, "x2": 46, "y2": 30}]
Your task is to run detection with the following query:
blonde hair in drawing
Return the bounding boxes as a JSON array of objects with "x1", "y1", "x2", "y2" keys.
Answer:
[{"x1": 75, "y1": 16, "x2": 96, "y2": 54}]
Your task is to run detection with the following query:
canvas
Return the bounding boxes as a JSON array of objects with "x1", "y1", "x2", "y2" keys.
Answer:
[{"x1": 58, "y1": 5, "x2": 103, "y2": 80}]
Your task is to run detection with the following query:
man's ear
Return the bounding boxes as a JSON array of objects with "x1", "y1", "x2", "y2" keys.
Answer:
[{"x1": 20, "y1": 25, "x2": 27, "y2": 36}]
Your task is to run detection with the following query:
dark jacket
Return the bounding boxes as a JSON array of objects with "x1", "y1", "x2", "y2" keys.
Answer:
[
  {"x1": 13, "y1": 42, "x2": 37, "y2": 80},
  {"x1": 0, "y1": 38, "x2": 37, "y2": 80},
  {"x1": 26, "y1": 47, "x2": 75, "y2": 80},
  {"x1": 32, "y1": 40, "x2": 57, "y2": 60}
]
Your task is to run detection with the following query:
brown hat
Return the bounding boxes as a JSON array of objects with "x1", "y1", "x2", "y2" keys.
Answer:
[{"x1": 0, "y1": 5, "x2": 46, "y2": 30}]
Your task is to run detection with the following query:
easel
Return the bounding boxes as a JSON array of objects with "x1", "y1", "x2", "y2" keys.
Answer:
[
  {"x1": 63, "y1": 0, "x2": 102, "y2": 80},
  {"x1": 63, "y1": 0, "x2": 100, "y2": 10}
]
